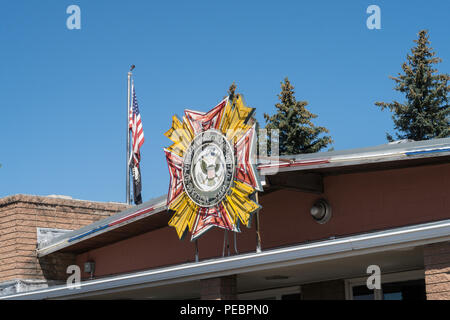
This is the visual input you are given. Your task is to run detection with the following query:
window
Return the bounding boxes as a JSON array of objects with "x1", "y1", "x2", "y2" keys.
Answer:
[
  {"x1": 352, "y1": 285, "x2": 378, "y2": 300},
  {"x1": 345, "y1": 270, "x2": 425, "y2": 300},
  {"x1": 381, "y1": 279, "x2": 426, "y2": 300}
]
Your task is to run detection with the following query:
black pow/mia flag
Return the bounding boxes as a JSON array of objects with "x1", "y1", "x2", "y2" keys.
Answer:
[{"x1": 131, "y1": 162, "x2": 142, "y2": 205}]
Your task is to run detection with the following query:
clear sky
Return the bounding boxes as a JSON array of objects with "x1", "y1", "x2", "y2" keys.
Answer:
[{"x1": 0, "y1": 0, "x2": 449, "y2": 203}]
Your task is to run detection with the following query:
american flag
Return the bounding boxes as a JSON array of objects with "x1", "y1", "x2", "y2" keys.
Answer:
[{"x1": 129, "y1": 82, "x2": 144, "y2": 164}]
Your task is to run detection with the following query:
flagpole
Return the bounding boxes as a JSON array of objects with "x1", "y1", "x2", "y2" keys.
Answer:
[
  {"x1": 126, "y1": 66, "x2": 134, "y2": 205},
  {"x1": 255, "y1": 192, "x2": 262, "y2": 253}
]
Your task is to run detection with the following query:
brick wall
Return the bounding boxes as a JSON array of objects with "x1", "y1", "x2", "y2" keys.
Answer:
[
  {"x1": 0, "y1": 194, "x2": 128, "y2": 283},
  {"x1": 424, "y1": 241, "x2": 450, "y2": 300}
]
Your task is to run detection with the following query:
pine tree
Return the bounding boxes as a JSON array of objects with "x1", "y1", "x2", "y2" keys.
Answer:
[
  {"x1": 264, "y1": 77, "x2": 332, "y2": 155},
  {"x1": 375, "y1": 30, "x2": 449, "y2": 141}
]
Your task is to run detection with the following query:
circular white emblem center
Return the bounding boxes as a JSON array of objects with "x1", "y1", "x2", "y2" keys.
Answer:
[
  {"x1": 183, "y1": 130, "x2": 234, "y2": 207},
  {"x1": 192, "y1": 143, "x2": 226, "y2": 192}
]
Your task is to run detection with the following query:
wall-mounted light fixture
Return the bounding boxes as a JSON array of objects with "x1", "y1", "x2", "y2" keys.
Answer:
[
  {"x1": 310, "y1": 199, "x2": 332, "y2": 224},
  {"x1": 84, "y1": 261, "x2": 95, "y2": 279}
]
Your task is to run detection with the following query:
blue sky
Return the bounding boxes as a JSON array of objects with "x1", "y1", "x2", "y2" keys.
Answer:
[{"x1": 0, "y1": 0, "x2": 449, "y2": 203}]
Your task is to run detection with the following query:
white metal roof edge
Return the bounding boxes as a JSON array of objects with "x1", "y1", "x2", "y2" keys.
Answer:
[
  {"x1": 5, "y1": 218, "x2": 450, "y2": 300},
  {"x1": 36, "y1": 196, "x2": 168, "y2": 257},
  {"x1": 259, "y1": 137, "x2": 450, "y2": 174}
]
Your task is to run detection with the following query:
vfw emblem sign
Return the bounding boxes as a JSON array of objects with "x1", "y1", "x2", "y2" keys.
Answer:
[{"x1": 164, "y1": 94, "x2": 262, "y2": 241}]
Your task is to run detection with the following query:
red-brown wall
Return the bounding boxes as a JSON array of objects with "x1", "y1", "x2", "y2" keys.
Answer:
[{"x1": 76, "y1": 163, "x2": 450, "y2": 279}]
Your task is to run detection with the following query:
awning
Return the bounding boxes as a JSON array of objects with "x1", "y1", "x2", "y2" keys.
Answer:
[{"x1": 8, "y1": 218, "x2": 450, "y2": 300}]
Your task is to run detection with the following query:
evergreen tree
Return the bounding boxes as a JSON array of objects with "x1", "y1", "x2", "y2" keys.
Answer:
[
  {"x1": 375, "y1": 30, "x2": 449, "y2": 141},
  {"x1": 264, "y1": 77, "x2": 332, "y2": 155}
]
